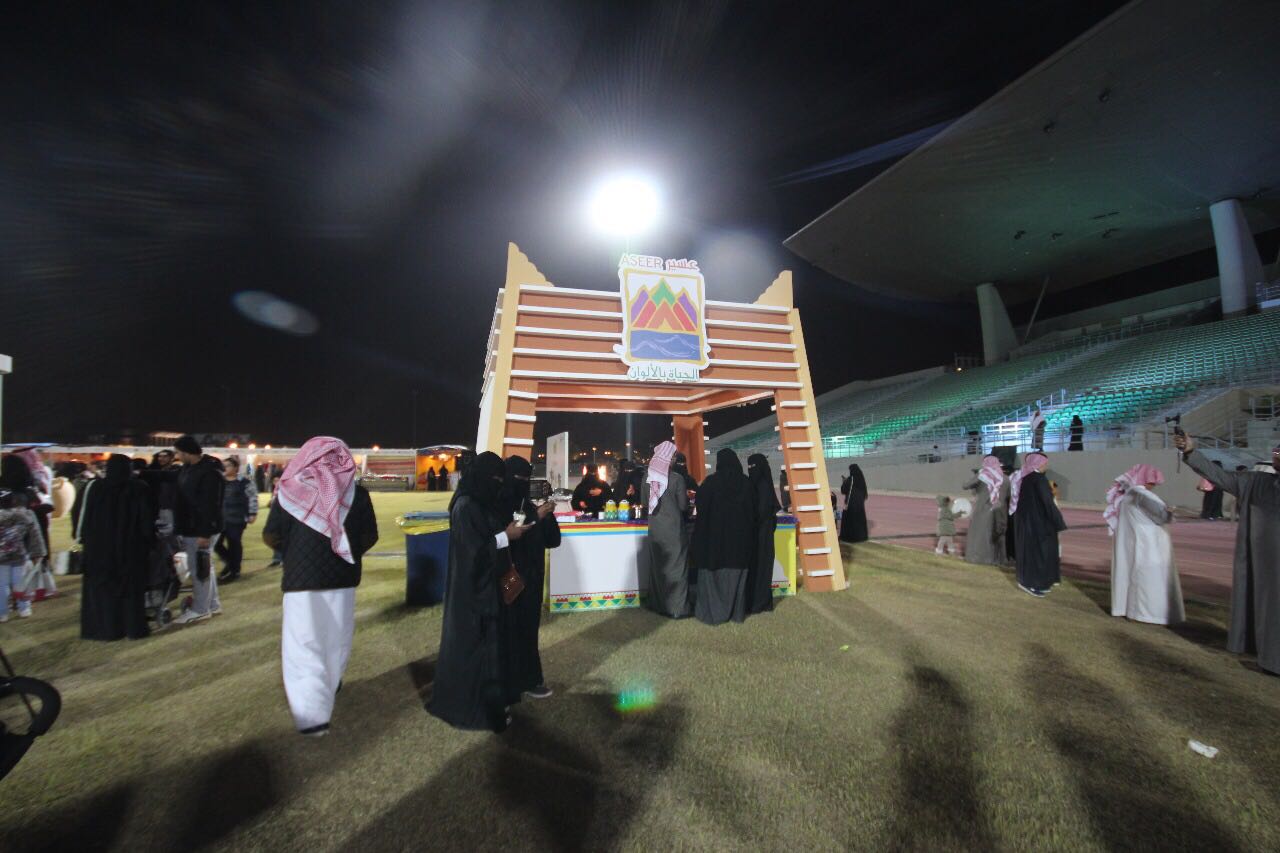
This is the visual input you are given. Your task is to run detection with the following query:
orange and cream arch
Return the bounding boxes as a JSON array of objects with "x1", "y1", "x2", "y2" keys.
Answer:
[{"x1": 477, "y1": 243, "x2": 846, "y2": 592}]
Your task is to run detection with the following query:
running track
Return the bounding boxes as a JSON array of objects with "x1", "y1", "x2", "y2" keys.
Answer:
[{"x1": 861, "y1": 494, "x2": 1238, "y2": 604}]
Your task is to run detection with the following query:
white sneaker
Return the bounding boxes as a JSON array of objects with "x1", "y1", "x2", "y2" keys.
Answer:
[
  {"x1": 17, "y1": 609, "x2": 32, "y2": 619},
  {"x1": 174, "y1": 609, "x2": 211, "y2": 626},
  {"x1": 210, "y1": 606, "x2": 223, "y2": 617},
  {"x1": 0, "y1": 611, "x2": 8, "y2": 623}
]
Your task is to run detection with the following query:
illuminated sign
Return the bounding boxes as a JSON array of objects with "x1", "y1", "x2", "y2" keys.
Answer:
[{"x1": 615, "y1": 254, "x2": 709, "y2": 382}]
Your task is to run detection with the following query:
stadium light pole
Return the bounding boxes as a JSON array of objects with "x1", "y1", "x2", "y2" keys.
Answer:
[
  {"x1": 587, "y1": 174, "x2": 662, "y2": 461},
  {"x1": 0, "y1": 354, "x2": 11, "y2": 449}
]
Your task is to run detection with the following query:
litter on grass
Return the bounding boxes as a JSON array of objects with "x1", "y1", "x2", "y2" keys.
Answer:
[
  {"x1": 1188, "y1": 740, "x2": 1219, "y2": 758},
  {"x1": 839, "y1": 645, "x2": 850, "y2": 651}
]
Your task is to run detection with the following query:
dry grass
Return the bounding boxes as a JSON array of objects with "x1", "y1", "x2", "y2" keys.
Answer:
[{"x1": 2, "y1": 493, "x2": 1278, "y2": 851}]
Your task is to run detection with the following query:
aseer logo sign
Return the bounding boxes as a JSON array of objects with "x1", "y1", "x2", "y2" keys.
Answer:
[{"x1": 615, "y1": 253, "x2": 710, "y2": 382}]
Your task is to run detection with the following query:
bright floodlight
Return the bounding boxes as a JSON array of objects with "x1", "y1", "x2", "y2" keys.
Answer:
[{"x1": 587, "y1": 175, "x2": 660, "y2": 236}]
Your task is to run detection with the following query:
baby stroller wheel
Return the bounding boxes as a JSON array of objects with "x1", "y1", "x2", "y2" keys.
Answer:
[{"x1": 157, "y1": 608, "x2": 173, "y2": 627}]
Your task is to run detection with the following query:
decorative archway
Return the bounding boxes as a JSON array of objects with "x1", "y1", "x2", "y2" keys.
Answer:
[{"x1": 476, "y1": 243, "x2": 846, "y2": 592}]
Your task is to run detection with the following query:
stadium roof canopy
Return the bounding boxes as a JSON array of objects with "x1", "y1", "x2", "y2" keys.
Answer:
[{"x1": 784, "y1": 0, "x2": 1280, "y2": 304}]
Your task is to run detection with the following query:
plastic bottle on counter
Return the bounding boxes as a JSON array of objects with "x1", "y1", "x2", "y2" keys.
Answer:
[
  {"x1": 618, "y1": 499, "x2": 630, "y2": 522},
  {"x1": 605, "y1": 499, "x2": 617, "y2": 521}
]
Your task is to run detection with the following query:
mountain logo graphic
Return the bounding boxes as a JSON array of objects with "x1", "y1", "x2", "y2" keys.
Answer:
[
  {"x1": 617, "y1": 263, "x2": 709, "y2": 371},
  {"x1": 629, "y1": 278, "x2": 699, "y2": 334}
]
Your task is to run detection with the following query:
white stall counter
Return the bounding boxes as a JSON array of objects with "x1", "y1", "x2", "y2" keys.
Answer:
[{"x1": 548, "y1": 518, "x2": 797, "y2": 613}]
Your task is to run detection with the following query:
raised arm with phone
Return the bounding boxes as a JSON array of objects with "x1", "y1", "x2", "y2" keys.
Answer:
[{"x1": 1174, "y1": 430, "x2": 1280, "y2": 675}]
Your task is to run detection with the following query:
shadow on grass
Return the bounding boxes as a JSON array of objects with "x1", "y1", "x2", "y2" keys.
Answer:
[
  {"x1": 1106, "y1": 630, "x2": 1280, "y2": 790},
  {"x1": 1167, "y1": 618, "x2": 1229, "y2": 651},
  {"x1": 6, "y1": 783, "x2": 134, "y2": 853},
  {"x1": 3, "y1": 740, "x2": 279, "y2": 853},
  {"x1": 369, "y1": 601, "x2": 430, "y2": 626},
  {"x1": 358, "y1": 691, "x2": 688, "y2": 852},
  {"x1": 1025, "y1": 644, "x2": 1242, "y2": 852},
  {"x1": 887, "y1": 665, "x2": 993, "y2": 851},
  {"x1": 181, "y1": 742, "x2": 279, "y2": 851},
  {"x1": 1068, "y1": 577, "x2": 1115, "y2": 616}
]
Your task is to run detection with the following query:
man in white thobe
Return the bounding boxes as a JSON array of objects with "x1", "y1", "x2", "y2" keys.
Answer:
[{"x1": 1105, "y1": 464, "x2": 1184, "y2": 625}]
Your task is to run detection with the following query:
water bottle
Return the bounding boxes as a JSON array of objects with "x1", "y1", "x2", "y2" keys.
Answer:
[
  {"x1": 605, "y1": 499, "x2": 617, "y2": 521},
  {"x1": 618, "y1": 499, "x2": 630, "y2": 522}
]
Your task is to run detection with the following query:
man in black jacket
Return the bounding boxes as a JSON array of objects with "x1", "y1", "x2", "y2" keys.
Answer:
[
  {"x1": 263, "y1": 437, "x2": 378, "y2": 737},
  {"x1": 171, "y1": 435, "x2": 226, "y2": 625}
]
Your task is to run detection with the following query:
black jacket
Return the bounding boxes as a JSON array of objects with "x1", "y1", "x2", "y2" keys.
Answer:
[
  {"x1": 175, "y1": 456, "x2": 225, "y2": 537},
  {"x1": 263, "y1": 486, "x2": 378, "y2": 592}
]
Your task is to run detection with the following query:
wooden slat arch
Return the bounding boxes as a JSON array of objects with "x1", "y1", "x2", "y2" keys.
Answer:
[{"x1": 476, "y1": 243, "x2": 846, "y2": 593}]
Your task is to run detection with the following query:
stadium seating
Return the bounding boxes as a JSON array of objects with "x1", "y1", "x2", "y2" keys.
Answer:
[{"x1": 709, "y1": 310, "x2": 1280, "y2": 461}]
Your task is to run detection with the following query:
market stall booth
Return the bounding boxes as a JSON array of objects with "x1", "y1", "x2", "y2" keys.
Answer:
[
  {"x1": 548, "y1": 517, "x2": 798, "y2": 611},
  {"x1": 476, "y1": 243, "x2": 846, "y2": 603}
]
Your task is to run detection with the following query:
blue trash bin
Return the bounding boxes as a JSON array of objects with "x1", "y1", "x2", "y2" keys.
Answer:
[{"x1": 401, "y1": 512, "x2": 450, "y2": 606}]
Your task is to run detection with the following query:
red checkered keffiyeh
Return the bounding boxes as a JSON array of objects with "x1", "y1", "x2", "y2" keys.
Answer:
[
  {"x1": 977, "y1": 455, "x2": 1005, "y2": 507},
  {"x1": 647, "y1": 441, "x2": 676, "y2": 513},
  {"x1": 1103, "y1": 463, "x2": 1165, "y2": 536},
  {"x1": 276, "y1": 436, "x2": 358, "y2": 563},
  {"x1": 1008, "y1": 452, "x2": 1048, "y2": 515}
]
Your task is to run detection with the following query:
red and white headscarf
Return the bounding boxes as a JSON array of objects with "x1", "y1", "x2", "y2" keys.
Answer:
[
  {"x1": 647, "y1": 441, "x2": 676, "y2": 513},
  {"x1": 16, "y1": 448, "x2": 52, "y2": 496},
  {"x1": 977, "y1": 455, "x2": 1005, "y2": 507},
  {"x1": 1103, "y1": 464, "x2": 1164, "y2": 536},
  {"x1": 1008, "y1": 452, "x2": 1048, "y2": 515},
  {"x1": 276, "y1": 436, "x2": 358, "y2": 563}
]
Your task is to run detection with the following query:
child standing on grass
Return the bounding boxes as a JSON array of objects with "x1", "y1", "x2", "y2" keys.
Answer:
[
  {"x1": 935, "y1": 495, "x2": 965, "y2": 556},
  {"x1": 0, "y1": 488, "x2": 48, "y2": 621}
]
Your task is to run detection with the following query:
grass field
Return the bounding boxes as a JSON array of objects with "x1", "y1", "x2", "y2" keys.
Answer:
[{"x1": 2, "y1": 492, "x2": 1279, "y2": 851}]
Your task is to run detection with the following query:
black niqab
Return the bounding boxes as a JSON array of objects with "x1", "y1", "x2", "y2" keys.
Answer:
[
  {"x1": 693, "y1": 449, "x2": 755, "y2": 571},
  {"x1": 572, "y1": 471, "x2": 612, "y2": 515},
  {"x1": 839, "y1": 463, "x2": 869, "y2": 543},
  {"x1": 746, "y1": 454, "x2": 779, "y2": 614},
  {"x1": 79, "y1": 454, "x2": 155, "y2": 641},
  {"x1": 450, "y1": 451, "x2": 505, "y2": 513},
  {"x1": 500, "y1": 453, "x2": 560, "y2": 701},
  {"x1": 503, "y1": 455, "x2": 533, "y2": 517},
  {"x1": 430, "y1": 449, "x2": 510, "y2": 732}
]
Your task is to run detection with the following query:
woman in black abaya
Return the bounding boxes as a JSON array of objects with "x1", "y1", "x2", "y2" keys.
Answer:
[
  {"x1": 429, "y1": 452, "x2": 529, "y2": 732},
  {"x1": 1010, "y1": 452, "x2": 1068, "y2": 597},
  {"x1": 572, "y1": 471, "x2": 613, "y2": 516},
  {"x1": 746, "y1": 454, "x2": 779, "y2": 614},
  {"x1": 692, "y1": 449, "x2": 755, "y2": 625},
  {"x1": 79, "y1": 454, "x2": 155, "y2": 641},
  {"x1": 839, "y1": 463, "x2": 869, "y2": 543},
  {"x1": 501, "y1": 455, "x2": 559, "y2": 702}
]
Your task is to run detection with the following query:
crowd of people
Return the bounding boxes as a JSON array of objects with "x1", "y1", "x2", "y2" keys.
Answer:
[
  {"x1": 641, "y1": 445, "x2": 779, "y2": 625},
  {"x1": 428, "y1": 443, "x2": 787, "y2": 735},
  {"x1": 916, "y1": 435, "x2": 1276, "y2": 676},
  {"x1": 3, "y1": 423, "x2": 1276, "y2": 744},
  {"x1": 0, "y1": 437, "x2": 269, "y2": 633}
]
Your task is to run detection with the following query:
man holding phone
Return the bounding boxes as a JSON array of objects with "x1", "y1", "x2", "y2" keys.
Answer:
[{"x1": 1174, "y1": 432, "x2": 1280, "y2": 675}]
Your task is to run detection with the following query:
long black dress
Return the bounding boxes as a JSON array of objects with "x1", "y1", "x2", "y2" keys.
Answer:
[
  {"x1": 672, "y1": 453, "x2": 699, "y2": 589},
  {"x1": 79, "y1": 454, "x2": 155, "y2": 641},
  {"x1": 429, "y1": 452, "x2": 510, "y2": 732},
  {"x1": 839, "y1": 464, "x2": 869, "y2": 543},
  {"x1": 1013, "y1": 471, "x2": 1067, "y2": 593},
  {"x1": 746, "y1": 454, "x2": 779, "y2": 615},
  {"x1": 692, "y1": 449, "x2": 755, "y2": 625},
  {"x1": 502, "y1": 455, "x2": 560, "y2": 702},
  {"x1": 1068, "y1": 416, "x2": 1084, "y2": 451}
]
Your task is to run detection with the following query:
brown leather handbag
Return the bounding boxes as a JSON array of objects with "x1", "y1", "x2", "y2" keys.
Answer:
[{"x1": 500, "y1": 561, "x2": 525, "y2": 605}]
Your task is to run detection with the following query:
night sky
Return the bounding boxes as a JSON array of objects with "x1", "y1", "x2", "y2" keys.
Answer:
[{"x1": 1, "y1": 0, "x2": 1128, "y2": 452}]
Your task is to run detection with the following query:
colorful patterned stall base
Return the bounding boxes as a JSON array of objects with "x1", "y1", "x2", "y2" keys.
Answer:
[{"x1": 551, "y1": 591, "x2": 641, "y2": 612}]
